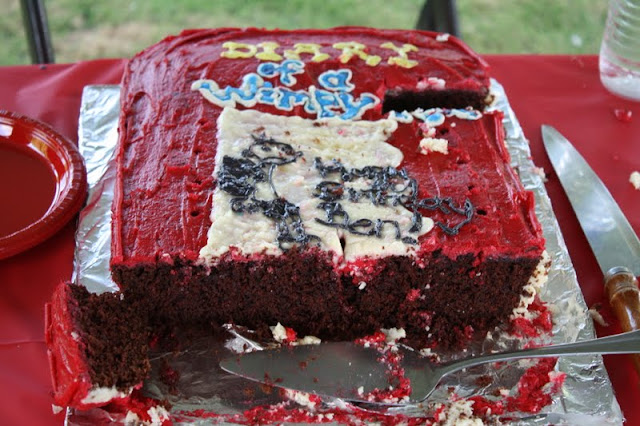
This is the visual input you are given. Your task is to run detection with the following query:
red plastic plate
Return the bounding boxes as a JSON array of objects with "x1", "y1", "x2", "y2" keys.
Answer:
[{"x1": 0, "y1": 111, "x2": 87, "y2": 260}]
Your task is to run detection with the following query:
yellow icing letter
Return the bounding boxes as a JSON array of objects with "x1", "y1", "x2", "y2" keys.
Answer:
[
  {"x1": 221, "y1": 42, "x2": 257, "y2": 59},
  {"x1": 380, "y1": 42, "x2": 419, "y2": 68},
  {"x1": 284, "y1": 43, "x2": 330, "y2": 62},
  {"x1": 256, "y1": 42, "x2": 283, "y2": 61},
  {"x1": 332, "y1": 42, "x2": 382, "y2": 66}
]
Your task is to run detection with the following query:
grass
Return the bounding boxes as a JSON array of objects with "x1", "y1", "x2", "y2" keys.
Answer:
[{"x1": 1, "y1": 0, "x2": 608, "y2": 65}]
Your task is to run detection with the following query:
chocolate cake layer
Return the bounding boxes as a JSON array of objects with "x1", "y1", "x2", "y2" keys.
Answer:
[
  {"x1": 113, "y1": 251, "x2": 540, "y2": 350},
  {"x1": 46, "y1": 284, "x2": 150, "y2": 409}
]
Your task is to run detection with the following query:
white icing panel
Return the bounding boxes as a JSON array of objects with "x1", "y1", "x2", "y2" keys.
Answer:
[{"x1": 199, "y1": 108, "x2": 433, "y2": 264}]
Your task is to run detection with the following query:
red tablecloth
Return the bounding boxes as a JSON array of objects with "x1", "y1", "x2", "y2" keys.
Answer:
[{"x1": 0, "y1": 55, "x2": 638, "y2": 425}]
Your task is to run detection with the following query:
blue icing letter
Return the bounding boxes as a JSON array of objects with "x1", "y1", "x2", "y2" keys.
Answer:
[
  {"x1": 337, "y1": 92, "x2": 379, "y2": 120},
  {"x1": 318, "y1": 69, "x2": 355, "y2": 92},
  {"x1": 257, "y1": 59, "x2": 305, "y2": 87},
  {"x1": 215, "y1": 74, "x2": 263, "y2": 106},
  {"x1": 257, "y1": 82, "x2": 278, "y2": 106},
  {"x1": 193, "y1": 64, "x2": 384, "y2": 120},
  {"x1": 278, "y1": 87, "x2": 316, "y2": 114},
  {"x1": 389, "y1": 110, "x2": 414, "y2": 123},
  {"x1": 311, "y1": 87, "x2": 341, "y2": 118},
  {"x1": 256, "y1": 62, "x2": 280, "y2": 78},
  {"x1": 191, "y1": 75, "x2": 262, "y2": 107},
  {"x1": 279, "y1": 60, "x2": 305, "y2": 86},
  {"x1": 425, "y1": 111, "x2": 445, "y2": 126},
  {"x1": 449, "y1": 108, "x2": 482, "y2": 120},
  {"x1": 413, "y1": 108, "x2": 445, "y2": 126}
]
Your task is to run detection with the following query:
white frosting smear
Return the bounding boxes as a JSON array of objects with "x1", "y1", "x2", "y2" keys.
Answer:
[
  {"x1": 630, "y1": 170, "x2": 640, "y2": 189},
  {"x1": 80, "y1": 385, "x2": 132, "y2": 405},
  {"x1": 419, "y1": 137, "x2": 449, "y2": 155}
]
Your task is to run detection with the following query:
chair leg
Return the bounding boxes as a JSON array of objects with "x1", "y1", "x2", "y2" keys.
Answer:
[
  {"x1": 20, "y1": 0, "x2": 55, "y2": 64},
  {"x1": 415, "y1": 0, "x2": 461, "y2": 38}
]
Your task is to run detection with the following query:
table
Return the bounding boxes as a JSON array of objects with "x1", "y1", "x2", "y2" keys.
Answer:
[{"x1": 0, "y1": 55, "x2": 638, "y2": 425}]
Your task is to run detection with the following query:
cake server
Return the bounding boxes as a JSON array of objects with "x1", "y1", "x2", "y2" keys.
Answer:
[
  {"x1": 220, "y1": 330, "x2": 640, "y2": 405},
  {"x1": 542, "y1": 124, "x2": 640, "y2": 373}
]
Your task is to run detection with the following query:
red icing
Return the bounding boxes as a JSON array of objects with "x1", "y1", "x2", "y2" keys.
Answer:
[
  {"x1": 355, "y1": 330, "x2": 387, "y2": 346},
  {"x1": 466, "y1": 359, "x2": 564, "y2": 418},
  {"x1": 467, "y1": 395, "x2": 505, "y2": 417},
  {"x1": 45, "y1": 283, "x2": 115, "y2": 410},
  {"x1": 509, "y1": 296, "x2": 553, "y2": 339},
  {"x1": 354, "y1": 331, "x2": 413, "y2": 403},
  {"x1": 406, "y1": 288, "x2": 421, "y2": 302},
  {"x1": 174, "y1": 355, "x2": 566, "y2": 425},
  {"x1": 177, "y1": 403, "x2": 433, "y2": 425},
  {"x1": 112, "y1": 27, "x2": 542, "y2": 267},
  {"x1": 102, "y1": 390, "x2": 172, "y2": 425},
  {"x1": 505, "y1": 358, "x2": 561, "y2": 413},
  {"x1": 285, "y1": 327, "x2": 298, "y2": 344}
]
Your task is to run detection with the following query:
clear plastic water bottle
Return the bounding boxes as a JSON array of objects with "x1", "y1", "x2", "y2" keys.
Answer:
[{"x1": 599, "y1": 0, "x2": 640, "y2": 101}]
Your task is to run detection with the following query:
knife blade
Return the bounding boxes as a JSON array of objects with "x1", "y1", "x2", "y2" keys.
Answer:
[
  {"x1": 542, "y1": 124, "x2": 640, "y2": 373},
  {"x1": 541, "y1": 125, "x2": 640, "y2": 277}
]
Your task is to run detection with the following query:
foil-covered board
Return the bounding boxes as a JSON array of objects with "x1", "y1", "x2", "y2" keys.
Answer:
[{"x1": 66, "y1": 82, "x2": 623, "y2": 425}]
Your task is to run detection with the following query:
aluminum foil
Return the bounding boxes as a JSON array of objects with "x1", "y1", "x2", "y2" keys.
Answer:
[{"x1": 67, "y1": 82, "x2": 624, "y2": 425}]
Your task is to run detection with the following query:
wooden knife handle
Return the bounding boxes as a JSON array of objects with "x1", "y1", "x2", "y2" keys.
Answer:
[{"x1": 605, "y1": 267, "x2": 640, "y2": 376}]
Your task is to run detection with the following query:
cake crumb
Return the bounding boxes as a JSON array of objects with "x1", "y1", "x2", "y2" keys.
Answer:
[
  {"x1": 630, "y1": 171, "x2": 640, "y2": 189},
  {"x1": 270, "y1": 322, "x2": 296, "y2": 343},
  {"x1": 295, "y1": 335, "x2": 322, "y2": 345},
  {"x1": 588, "y1": 306, "x2": 609, "y2": 327},
  {"x1": 614, "y1": 108, "x2": 633, "y2": 123},
  {"x1": 434, "y1": 399, "x2": 484, "y2": 426},
  {"x1": 124, "y1": 405, "x2": 171, "y2": 426},
  {"x1": 381, "y1": 327, "x2": 406, "y2": 344},
  {"x1": 532, "y1": 166, "x2": 548, "y2": 182},
  {"x1": 284, "y1": 389, "x2": 320, "y2": 410},
  {"x1": 417, "y1": 77, "x2": 446, "y2": 90},
  {"x1": 419, "y1": 137, "x2": 449, "y2": 155}
]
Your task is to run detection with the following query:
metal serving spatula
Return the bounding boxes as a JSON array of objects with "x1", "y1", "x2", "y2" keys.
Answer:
[{"x1": 221, "y1": 329, "x2": 640, "y2": 405}]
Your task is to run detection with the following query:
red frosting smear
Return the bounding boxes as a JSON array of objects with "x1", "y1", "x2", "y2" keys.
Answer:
[
  {"x1": 285, "y1": 326, "x2": 298, "y2": 343},
  {"x1": 103, "y1": 390, "x2": 172, "y2": 425},
  {"x1": 509, "y1": 296, "x2": 553, "y2": 339},
  {"x1": 353, "y1": 331, "x2": 413, "y2": 403},
  {"x1": 467, "y1": 359, "x2": 564, "y2": 418},
  {"x1": 506, "y1": 358, "x2": 562, "y2": 413},
  {"x1": 177, "y1": 403, "x2": 436, "y2": 425},
  {"x1": 45, "y1": 283, "x2": 94, "y2": 409}
]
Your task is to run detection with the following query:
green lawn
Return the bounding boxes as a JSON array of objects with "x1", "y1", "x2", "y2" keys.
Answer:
[{"x1": 2, "y1": 0, "x2": 608, "y2": 65}]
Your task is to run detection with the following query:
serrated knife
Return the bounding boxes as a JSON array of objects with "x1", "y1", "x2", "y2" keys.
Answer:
[{"x1": 542, "y1": 124, "x2": 640, "y2": 373}]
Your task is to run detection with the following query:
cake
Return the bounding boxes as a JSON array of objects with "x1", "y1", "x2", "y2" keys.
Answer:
[{"x1": 45, "y1": 27, "x2": 547, "y2": 415}]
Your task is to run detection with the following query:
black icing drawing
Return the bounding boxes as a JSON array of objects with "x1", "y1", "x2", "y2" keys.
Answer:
[
  {"x1": 217, "y1": 134, "x2": 474, "y2": 251},
  {"x1": 312, "y1": 158, "x2": 474, "y2": 238},
  {"x1": 217, "y1": 135, "x2": 320, "y2": 250}
]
